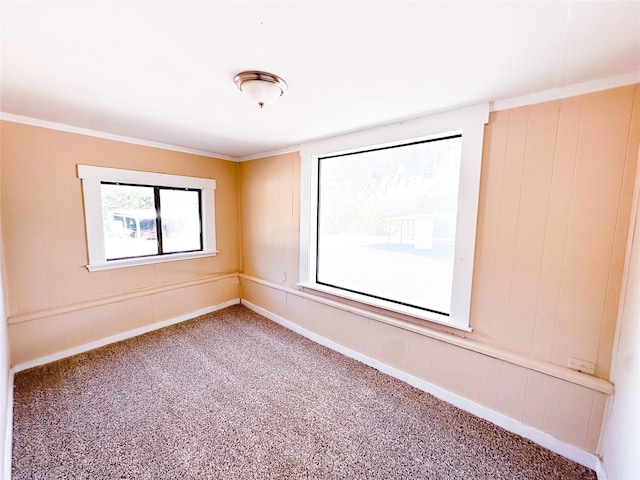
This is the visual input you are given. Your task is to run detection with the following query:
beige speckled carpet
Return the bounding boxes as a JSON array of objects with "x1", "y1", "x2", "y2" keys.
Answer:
[{"x1": 12, "y1": 305, "x2": 596, "y2": 479}]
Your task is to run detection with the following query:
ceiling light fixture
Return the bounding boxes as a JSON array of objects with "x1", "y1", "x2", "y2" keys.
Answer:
[{"x1": 234, "y1": 71, "x2": 288, "y2": 109}]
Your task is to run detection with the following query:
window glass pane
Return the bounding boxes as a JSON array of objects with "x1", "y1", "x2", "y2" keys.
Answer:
[
  {"x1": 317, "y1": 136, "x2": 462, "y2": 315},
  {"x1": 101, "y1": 184, "x2": 158, "y2": 260},
  {"x1": 159, "y1": 189, "x2": 201, "y2": 253}
]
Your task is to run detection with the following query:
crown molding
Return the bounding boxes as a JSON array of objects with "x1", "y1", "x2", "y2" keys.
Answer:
[
  {"x1": 491, "y1": 71, "x2": 640, "y2": 112},
  {"x1": 0, "y1": 113, "x2": 237, "y2": 161},
  {"x1": 238, "y1": 145, "x2": 301, "y2": 162},
  {"x1": 240, "y1": 73, "x2": 640, "y2": 162},
  {"x1": 3, "y1": 72, "x2": 638, "y2": 163}
]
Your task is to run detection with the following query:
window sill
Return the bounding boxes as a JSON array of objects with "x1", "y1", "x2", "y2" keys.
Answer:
[
  {"x1": 297, "y1": 282, "x2": 472, "y2": 332},
  {"x1": 86, "y1": 250, "x2": 219, "y2": 271}
]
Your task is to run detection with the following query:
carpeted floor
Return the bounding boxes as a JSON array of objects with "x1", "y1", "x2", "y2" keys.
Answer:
[{"x1": 12, "y1": 305, "x2": 596, "y2": 479}]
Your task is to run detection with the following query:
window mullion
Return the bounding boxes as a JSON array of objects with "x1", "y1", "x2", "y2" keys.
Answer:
[{"x1": 154, "y1": 187, "x2": 163, "y2": 255}]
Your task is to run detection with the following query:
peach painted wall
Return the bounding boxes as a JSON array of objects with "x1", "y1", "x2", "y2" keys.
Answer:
[
  {"x1": 0, "y1": 121, "x2": 11, "y2": 477},
  {"x1": 238, "y1": 85, "x2": 640, "y2": 453},
  {"x1": 473, "y1": 86, "x2": 639, "y2": 378},
  {"x1": 0, "y1": 121, "x2": 241, "y2": 363},
  {"x1": 239, "y1": 152, "x2": 300, "y2": 288}
]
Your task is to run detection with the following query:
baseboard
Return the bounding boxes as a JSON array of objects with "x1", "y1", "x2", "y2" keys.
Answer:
[
  {"x1": 595, "y1": 460, "x2": 608, "y2": 480},
  {"x1": 12, "y1": 298, "x2": 240, "y2": 373},
  {"x1": 2, "y1": 368, "x2": 15, "y2": 480},
  {"x1": 4, "y1": 368, "x2": 14, "y2": 480},
  {"x1": 5, "y1": 297, "x2": 606, "y2": 479},
  {"x1": 240, "y1": 299, "x2": 601, "y2": 473}
]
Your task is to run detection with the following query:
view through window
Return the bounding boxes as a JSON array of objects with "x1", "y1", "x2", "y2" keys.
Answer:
[
  {"x1": 101, "y1": 183, "x2": 202, "y2": 261},
  {"x1": 316, "y1": 135, "x2": 462, "y2": 315}
]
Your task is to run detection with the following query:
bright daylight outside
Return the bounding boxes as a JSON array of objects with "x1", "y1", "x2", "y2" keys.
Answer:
[
  {"x1": 317, "y1": 135, "x2": 462, "y2": 315},
  {"x1": 100, "y1": 183, "x2": 202, "y2": 261}
]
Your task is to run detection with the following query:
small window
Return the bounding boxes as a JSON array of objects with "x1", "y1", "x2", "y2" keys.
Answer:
[
  {"x1": 100, "y1": 183, "x2": 202, "y2": 261},
  {"x1": 78, "y1": 165, "x2": 217, "y2": 271}
]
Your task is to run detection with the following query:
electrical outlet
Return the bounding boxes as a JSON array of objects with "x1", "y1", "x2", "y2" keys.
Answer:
[
  {"x1": 281, "y1": 272, "x2": 287, "y2": 283},
  {"x1": 568, "y1": 357, "x2": 595, "y2": 375}
]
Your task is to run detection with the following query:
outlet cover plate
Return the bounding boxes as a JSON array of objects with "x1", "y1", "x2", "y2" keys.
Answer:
[{"x1": 568, "y1": 357, "x2": 595, "y2": 375}]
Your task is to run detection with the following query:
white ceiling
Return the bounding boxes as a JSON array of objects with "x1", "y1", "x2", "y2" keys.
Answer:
[{"x1": 1, "y1": 1, "x2": 639, "y2": 159}]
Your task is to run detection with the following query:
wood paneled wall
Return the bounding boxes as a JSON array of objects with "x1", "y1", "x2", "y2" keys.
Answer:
[
  {"x1": 473, "y1": 86, "x2": 639, "y2": 378},
  {"x1": 238, "y1": 85, "x2": 640, "y2": 454},
  {"x1": 1, "y1": 121, "x2": 242, "y2": 363},
  {"x1": 239, "y1": 152, "x2": 300, "y2": 288}
]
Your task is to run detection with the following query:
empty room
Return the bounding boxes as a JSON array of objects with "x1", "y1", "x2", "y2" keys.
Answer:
[{"x1": 0, "y1": 1, "x2": 639, "y2": 479}]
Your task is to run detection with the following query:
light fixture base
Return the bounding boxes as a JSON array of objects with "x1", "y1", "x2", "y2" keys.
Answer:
[{"x1": 234, "y1": 71, "x2": 288, "y2": 108}]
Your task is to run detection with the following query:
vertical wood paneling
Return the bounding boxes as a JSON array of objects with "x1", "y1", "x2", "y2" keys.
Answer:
[
  {"x1": 239, "y1": 153, "x2": 300, "y2": 288},
  {"x1": 425, "y1": 337, "x2": 459, "y2": 392},
  {"x1": 504, "y1": 101, "x2": 559, "y2": 355},
  {"x1": 284, "y1": 292, "x2": 306, "y2": 330},
  {"x1": 543, "y1": 378, "x2": 594, "y2": 449},
  {"x1": 586, "y1": 393, "x2": 608, "y2": 452},
  {"x1": 236, "y1": 87, "x2": 639, "y2": 452},
  {"x1": 288, "y1": 158, "x2": 301, "y2": 286},
  {"x1": 552, "y1": 87, "x2": 637, "y2": 373},
  {"x1": 477, "y1": 354, "x2": 502, "y2": 410},
  {"x1": 312, "y1": 301, "x2": 341, "y2": 342},
  {"x1": 361, "y1": 314, "x2": 380, "y2": 359},
  {"x1": 351, "y1": 314, "x2": 375, "y2": 359},
  {"x1": 532, "y1": 95, "x2": 582, "y2": 362},
  {"x1": 49, "y1": 163, "x2": 84, "y2": 307},
  {"x1": 376, "y1": 321, "x2": 409, "y2": 372},
  {"x1": 495, "y1": 362, "x2": 528, "y2": 421},
  {"x1": 3, "y1": 157, "x2": 51, "y2": 313},
  {"x1": 455, "y1": 347, "x2": 484, "y2": 404},
  {"x1": 472, "y1": 85, "x2": 638, "y2": 379},
  {"x1": 327, "y1": 307, "x2": 353, "y2": 349},
  {"x1": 404, "y1": 329, "x2": 434, "y2": 381},
  {"x1": 471, "y1": 110, "x2": 509, "y2": 340},
  {"x1": 241, "y1": 280, "x2": 287, "y2": 319},
  {"x1": 1, "y1": 121, "x2": 241, "y2": 317},
  {"x1": 522, "y1": 370, "x2": 550, "y2": 431},
  {"x1": 235, "y1": 86, "x2": 637, "y2": 383},
  {"x1": 241, "y1": 279, "x2": 609, "y2": 451},
  {"x1": 487, "y1": 108, "x2": 529, "y2": 348}
]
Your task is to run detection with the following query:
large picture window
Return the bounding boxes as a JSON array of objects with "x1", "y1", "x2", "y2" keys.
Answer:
[
  {"x1": 78, "y1": 165, "x2": 217, "y2": 271},
  {"x1": 317, "y1": 135, "x2": 462, "y2": 316},
  {"x1": 299, "y1": 104, "x2": 489, "y2": 330}
]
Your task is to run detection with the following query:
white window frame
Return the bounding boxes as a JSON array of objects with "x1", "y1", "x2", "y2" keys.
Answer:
[
  {"x1": 78, "y1": 165, "x2": 217, "y2": 271},
  {"x1": 299, "y1": 104, "x2": 489, "y2": 331}
]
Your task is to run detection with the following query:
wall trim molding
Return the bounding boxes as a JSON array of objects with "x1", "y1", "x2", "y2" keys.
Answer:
[
  {"x1": 237, "y1": 73, "x2": 640, "y2": 162},
  {"x1": 8, "y1": 273, "x2": 239, "y2": 325},
  {"x1": 490, "y1": 72, "x2": 639, "y2": 112},
  {"x1": 0, "y1": 113, "x2": 236, "y2": 162},
  {"x1": 3, "y1": 74, "x2": 637, "y2": 166},
  {"x1": 240, "y1": 298, "x2": 601, "y2": 472},
  {"x1": 238, "y1": 145, "x2": 301, "y2": 163},
  {"x1": 11, "y1": 299, "x2": 240, "y2": 373},
  {"x1": 239, "y1": 273, "x2": 613, "y2": 394}
]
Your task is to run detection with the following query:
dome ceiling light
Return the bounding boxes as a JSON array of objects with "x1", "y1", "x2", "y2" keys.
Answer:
[{"x1": 234, "y1": 71, "x2": 288, "y2": 109}]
